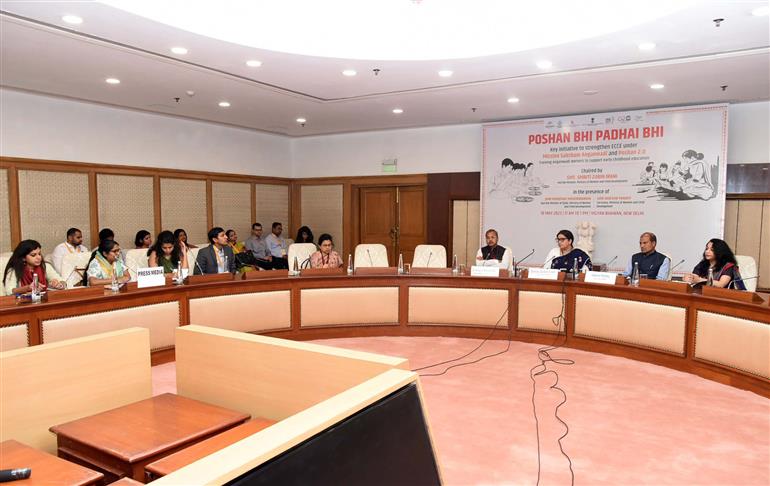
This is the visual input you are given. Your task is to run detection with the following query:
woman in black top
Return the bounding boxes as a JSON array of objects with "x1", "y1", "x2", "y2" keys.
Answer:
[
  {"x1": 546, "y1": 229, "x2": 592, "y2": 272},
  {"x1": 684, "y1": 238, "x2": 745, "y2": 290}
]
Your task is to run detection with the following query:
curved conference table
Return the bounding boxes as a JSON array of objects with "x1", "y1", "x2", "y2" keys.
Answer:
[{"x1": 1, "y1": 269, "x2": 768, "y2": 397}]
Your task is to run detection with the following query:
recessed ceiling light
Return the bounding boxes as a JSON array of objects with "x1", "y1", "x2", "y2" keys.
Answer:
[
  {"x1": 392, "y1": 108, "x2": 404, "y2": 114},
  {"x1": 507, "y1": 97, "x2": 520, "y2": 103},
  {"x1": 583, "y1": 90, "x2": 598, "y2": 95},
  {"x1": 752, "y1": 6, "x2": 769, "y2": 16},
  {"x1": 62, "y1": 15, "x2": 83, "y2": 25},
  {"x1": 218, "y1": 101, "x2": 231, "y2": 108},
  {"x1": 650, "y1": 83, "x2": 665, "y2": 90},
  {"x1": 105, "y1": 78, "x2": 120, "y2": 84},
  {"x1": 171, "y1": 47, "x2": 188, "y2": 55},
  {"x1": 342, "y1": 69, "x2": 357, "y2": 76},
  {"x1": 536, "y1": 60, "x2": 553, "y2": 69},
  {"x1": 638, "y1": 42, "x2": 656, "y2": 51},
  {"x1": 438, "y1": 70, "x2": 453, "y2": 77},
  {"x1": 245, "y1": 60, "x2": 262, "y2": 67},
  {"x1": 296, "y1": 117, "x2": 307, "y2": 123}
]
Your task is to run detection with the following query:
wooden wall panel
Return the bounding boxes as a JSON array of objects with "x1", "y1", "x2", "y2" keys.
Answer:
[
  {"x1": 760, "y1": 201, "x2": 770, "y2": 289},
  {"x1": 160, "y1": 178, "x2": 208, "y2": 245},
  {"x1": 451, "y1": 201, "x2": 469, "y2": 269},
  {"x1": 735, "y1": 200, "x2": 763, "y2": 267},
  {"x1": 723, "y1": 199, "x2": 739, "y2": 250},
  {"x1": 0, "y1": 169, "x2": 10, "y2": 253},
  {"x1": 300, "y1": 184, "x2": 343, "y2": 255},
  {"x1": 426, "y1": 172, "x2": 480, "y2": 255},
  {"x1": 18, "y1": 170, "x2": 90, "y2": 254},
  {"x1": 212, "y1": 181, "x2": 252, "y2": 241},
  {"x1": 254, "y1": 184, "x2": 289, "y2": 235},
  {"x1": 466, "y1": 201, "x2": 480, "y2": 268},
  {"x1": 97, "y1": 174, "x2": 154, "y2": 249}
]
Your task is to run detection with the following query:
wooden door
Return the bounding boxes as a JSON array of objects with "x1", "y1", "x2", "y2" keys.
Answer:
[
  {"x1": 360, "y1": 187, "x2": 398, "y2": 264},
  {"x1": 397, "y1": 186, "x2": 426, "y2": 265},
  {"x1": 358, "y1": 185, "x2": 426, "y2": 266}
]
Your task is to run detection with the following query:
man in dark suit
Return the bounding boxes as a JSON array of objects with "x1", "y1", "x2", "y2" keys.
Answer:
[{"x1": 194, "y1": 227, "x2": 236, "y2": 274}]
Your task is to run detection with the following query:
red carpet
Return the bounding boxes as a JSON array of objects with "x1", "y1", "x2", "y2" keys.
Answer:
[{"x1": 152, "y1": 336, "x2": 769, "y2": 485}]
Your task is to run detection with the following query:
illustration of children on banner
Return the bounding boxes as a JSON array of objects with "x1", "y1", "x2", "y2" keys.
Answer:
[
  {"x1": 637, "y1": 149, "x2": 717, "y2": 201},
  {"x1": 489, "y1": 158, "x2": 547, "y2": 203}
]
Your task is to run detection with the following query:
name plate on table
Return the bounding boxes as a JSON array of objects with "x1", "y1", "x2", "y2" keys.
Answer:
[
  {"x1": 470, "y1": 266, "x2": 501, "y2": 277},
  {"x1": 583, "y1": 271, "x2": 618, "y2": 285},
  {"x1": 526, "y1": 268, "x2": 561, "y2": 280},
  {"x1": 137, "y1": 267, "x2": 166, "y2": 288}
]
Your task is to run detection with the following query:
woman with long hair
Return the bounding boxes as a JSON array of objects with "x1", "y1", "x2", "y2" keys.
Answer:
[
  {"x1": 174, "y1": 228, "x2": 197, "y2": 249},
  {"x1": 147, "y1": 230, "x2": 188, "y2": 274},
  {"x1": 684, "y1": 238, "x2": 745, "y2": 289},
  {"x1": 134, "y1": 230, "x2": 152, "y2": 249},
  {"x1": 83, "y1": 239, "x2": 130, "y2": 287},
  {"x1": 295, "y1": 226, "x2": 314, "y2": 245},
  {"x1": 2, "y1": 240, "x2": 66, "y2": 295},
  {"x1": 543, "y1": 229, "x2": 592, "y2": 271}
]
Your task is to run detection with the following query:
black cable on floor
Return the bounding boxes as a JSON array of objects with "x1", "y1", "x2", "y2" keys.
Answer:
[
  {"x1": 413, "y1": 303, "x2": 511, "y2": 376},
  {"x1": 530, "y1": 277, "x2": 575, "y2": 485}
]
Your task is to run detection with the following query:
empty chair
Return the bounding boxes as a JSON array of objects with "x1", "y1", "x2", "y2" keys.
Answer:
[
  {"x1": 734, "y1": 255, "x2": 758, "y2": 291},
  {"x1": 0, "y1": 252, "x2": 11, "y2": 295},
  {"x1": 124, "y1": 249, "x2": 150, "y2": 281},
  {"x1": 187, "y1": 247, "x2": 201, "y2": 274},
  {"x1": 60, "y1": 251, "x2": 92, "y2": 288},
  {"x1": 661, "y1": 253, "x2": 674, "y2": 280},
  {"x1": 288, "y1": 243, "x2": 317, "y2": 269},
  {"x1": 412, "y1": 245, "x2": 447, "y2": 268},
  {"x1": 354, "y1": 244, "x2": 389, "y2": 268}
]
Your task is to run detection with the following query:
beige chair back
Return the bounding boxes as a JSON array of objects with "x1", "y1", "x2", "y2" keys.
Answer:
[
  {"x1": 735, "y1": 255, "x2": 757, "y2": 291},
  {"x1": 124, "y1": 248, "x2": 150, "y2": 281},
  {"x1": 288, "y1": 243, "x2": 316, "y2": 269},
  {"x1": 60, "y1": 251, "x2": 93, "y2": 288},
  {"x1": 354, "y1": 244, "x2": 389, "y2": 268},
  {"x1": 412, "y1": 245, "x2": 447, "y2": 268}
]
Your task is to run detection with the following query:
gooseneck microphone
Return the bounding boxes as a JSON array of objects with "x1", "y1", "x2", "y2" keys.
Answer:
[
  {"x1": 728, "y1": 276, "x2": 758, "y2": 289},
  {"x1": 0, "y1": 468, "x2": 32, "y2": 482},
  {"x1": 605, "y1": 255, "x2": 618, "y2": 268},
  {"x1": 518, "y1": 248, "x2": 535, "y2": 265},
  {"x1": 366, "y1": 249, "x2": 374, "y2": 267},
  {"x1": 426, "y1": 252, "x2": 433, "y2": 267},
  {"x1": 670, "y1": 259, "x2": 686, "y2": 273}
]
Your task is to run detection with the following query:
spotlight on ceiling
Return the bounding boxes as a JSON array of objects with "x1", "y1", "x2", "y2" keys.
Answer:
[{"x1": 62, "y1": 15, "x2": 83, "y2": 25}]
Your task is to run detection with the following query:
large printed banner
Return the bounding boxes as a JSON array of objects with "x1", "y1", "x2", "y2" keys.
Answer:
[{"x1": 481, "y1": 104, "x2": 728, "y2": 272}]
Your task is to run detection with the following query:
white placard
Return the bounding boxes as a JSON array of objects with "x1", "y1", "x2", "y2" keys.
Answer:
[
  {"x1": 470, "y1": 266, "x2": 501, "y2": 277},
  {"x1": 584, "y1": 271, "x2": 618, "y2": 285},
  {"x1": 527, "y1": 268, "x2": 561, "y2": 280},
  {"x1": 482, "y1": 104, "x2": 727, "y2": 274},
  {"x1": 137, "y1": 267, "x2": 166, "y2": 288}
]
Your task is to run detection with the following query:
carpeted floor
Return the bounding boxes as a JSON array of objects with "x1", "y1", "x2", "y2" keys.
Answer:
[{"x1": 152, "y1": 336, "x2": 770, "y2": 486}]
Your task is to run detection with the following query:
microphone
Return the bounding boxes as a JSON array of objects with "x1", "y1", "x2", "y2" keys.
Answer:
[
  {"x1": 605, "y1": 255, "x2": 618, "y2": 268},
  {"x1": 0, "y1": 468, "x2": 32, "y2": 482},
  {"x1": 670, "y1": 259, "x2": 686, "y2": 273},
  {"x1": 301, "y1": 257, "x2": 311, "y2": 269},
  {"x1": 728, "y1": 276, "x2": 758, "y2": 289},
  {"x1": 366, "y1": 249, "x2": 374, "y2": 267},
  {"x1": 426, "y1": 252, "x2": 433, "y2": 268},
  {"x1": 518, "y1": 248, "x2": 535, "y2": 265},
  {"x1": 193, "y1": 254, "x2": 206, "y2": 275}
]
